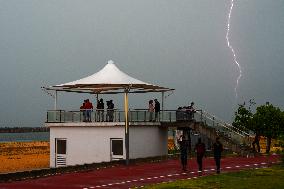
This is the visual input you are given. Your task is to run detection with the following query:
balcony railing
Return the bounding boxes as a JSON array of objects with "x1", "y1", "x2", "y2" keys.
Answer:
[
  {"x1": 46, "y1": 109, "x2": 249, "y2": 146},
  {"x1": 46, "y1": 109, "x2": 202, "y2": 123}
]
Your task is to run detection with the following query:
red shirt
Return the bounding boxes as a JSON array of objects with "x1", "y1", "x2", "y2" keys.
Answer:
[{"x1": 85, "y1": 102, "x2": 93, "y2": 109}]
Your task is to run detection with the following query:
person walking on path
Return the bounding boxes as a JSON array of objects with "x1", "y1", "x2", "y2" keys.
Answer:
[
  {"x1": 213, "y1": 137, "x2": 223, "y2": 174},
  {"x1": 179, "y1": 135, "x2": 189, "y2": 171},
  {"x1": 252, "y1": 133, "x2": 261, "y2": 153},
  {"x1": 195, "y1": 137, "x2": 206, "y2": 174}
]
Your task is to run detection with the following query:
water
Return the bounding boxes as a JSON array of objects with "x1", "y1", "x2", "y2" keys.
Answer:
[{"x1": 0, "y1": 132, "x2": 49, "y2": 142}]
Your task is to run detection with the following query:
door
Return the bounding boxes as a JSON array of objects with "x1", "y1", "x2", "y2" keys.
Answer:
[
  {"x1": 110, "y1": 138, "x2": 123, "y2": 160},
  {"x1": 55, "y1": 138, "x2": 67, "y2": 167}
]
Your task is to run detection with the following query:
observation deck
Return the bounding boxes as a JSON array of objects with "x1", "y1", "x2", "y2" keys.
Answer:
[
  {"x1": 45, "y1": 109, "x2": 251, "y2": 154},
  {"x1": 45, "y1": 109, "x2": 201, "y2": 126}
]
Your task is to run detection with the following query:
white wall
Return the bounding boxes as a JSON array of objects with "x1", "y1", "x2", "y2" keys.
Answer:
[
  {"x1": 50, "y1": 126, "x2": 124, "y2": 167},
  {"x1": 49, "y1": 124, "x2": 168, "y2": 167},
  {"x1": 130, "y1": 127, "x2": 168, "y2": 159}
]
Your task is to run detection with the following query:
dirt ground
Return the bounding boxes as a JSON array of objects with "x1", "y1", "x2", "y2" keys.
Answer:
[{"x1": 0, "y1": 141, "x2": 49, "y2": 173}]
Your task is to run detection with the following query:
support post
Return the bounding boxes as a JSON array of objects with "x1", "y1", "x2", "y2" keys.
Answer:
[
  {"x1": 161, "y1": 91, "x2": 164, "y2": 121},
  {"x1": 124, "y1": 89, "x2": 130, "y2": 165},
  {"x1": 54, "y1": 90, "x2": 58, "y2": 110},
  {"x1": 95, "y1": 94, "x2": 99, "y2": 122}
]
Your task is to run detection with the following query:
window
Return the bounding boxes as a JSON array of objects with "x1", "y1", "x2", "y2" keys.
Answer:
[{"x1": 111, "y1": 139, "x2": 123, "y2": 155}]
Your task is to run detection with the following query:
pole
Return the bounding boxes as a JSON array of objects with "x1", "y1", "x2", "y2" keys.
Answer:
[
  {"x1": 124, "y1": 89, "x2": 129, "y2": 165},
  {"x1": 161, "y1": 92, "x2": 164, "y2": 121},
  {"x1": 95, "y1": 93, "x2": 99, "y2": 122},
  {"x1": 54, "y1": 90, "x2": 58, "y2": 110}
]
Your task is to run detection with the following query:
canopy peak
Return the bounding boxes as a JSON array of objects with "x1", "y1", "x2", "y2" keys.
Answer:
[{"x1": 108, "y1": 60, "x2": 114, "y2": 64}]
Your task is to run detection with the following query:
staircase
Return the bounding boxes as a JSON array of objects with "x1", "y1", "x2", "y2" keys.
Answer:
[
  {"x1": 166, "y1": 109, "x2": 252, "y2": 155},
  {"x1": 195, "y1": 110, "x2": 251, "y2": 154}
]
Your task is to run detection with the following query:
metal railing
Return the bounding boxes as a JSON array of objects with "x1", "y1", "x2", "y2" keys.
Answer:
[
  {"x1": 46, "y1": 108, "x2": 249, "y2": 144},
  {"x1": 195, "y1": 110, "x2": 250, "y2": 145},
  {"x1": 46, "y1": 109, "x2": 202, "y2": 123},
  {"x1": 46, "y1": 108, "x2": 251, "y2": 153}
]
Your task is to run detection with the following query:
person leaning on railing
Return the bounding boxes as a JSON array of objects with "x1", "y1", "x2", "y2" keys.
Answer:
[{"x1": 176, "y1": 107, "x2": 184, "y2": 121}]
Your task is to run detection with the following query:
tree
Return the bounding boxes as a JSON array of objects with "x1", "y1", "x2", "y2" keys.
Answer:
[
  {"x1": 232, "y1": 101, "x2": 254, "y2": 133},
  {"x1": 233, "y1": 101, "x2": 284, "y2": 153},
  {"x1": 252, "y1": 103, "x2": 284, "y2": 153}
]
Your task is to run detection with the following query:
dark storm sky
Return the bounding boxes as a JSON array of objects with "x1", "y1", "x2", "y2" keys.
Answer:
[{"x1": 0, "y1": 0, "x2": 283, "y2": 126}]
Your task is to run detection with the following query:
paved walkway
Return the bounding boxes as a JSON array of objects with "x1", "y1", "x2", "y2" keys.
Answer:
[{"x1": 0, "y1": 155, "x2": 280, "y2": 189}]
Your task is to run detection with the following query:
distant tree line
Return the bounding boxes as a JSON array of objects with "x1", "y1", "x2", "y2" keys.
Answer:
[
  {"x1": 0, "y1": 127, "x2": 49, "y2": 133},
  {"x1": 233, "y1": 100, "x2": 284, "y2": 153}
]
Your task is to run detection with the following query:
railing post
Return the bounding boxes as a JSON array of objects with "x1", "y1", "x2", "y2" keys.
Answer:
[
  {"x1": 144, "y1": 111, "x2": 146, "y2": 122},
  {"x1": 161, "y1": 92, "x2": 164, "y2": 121},
  {"x1": 47, "y1": 111, "x2": 49, "y2": 123},
  {"x1": 136, "y1": 111, "x2": 138, "y2": 122},
  {"x1": 54, "y1": 90, "x2": 58, "y2": 110},
  {"x1": 59, "y1": 110, "x2": 62, "y2": 123},
  {"x1": 113, "y1": 111, "x2": 116, "y2": 122},
  {"x1": 200, "y1": 110, "x2": 203, "y2": 122},
  {"x1": 169, "y1": 112, "x2": 171, "y2": 122}
]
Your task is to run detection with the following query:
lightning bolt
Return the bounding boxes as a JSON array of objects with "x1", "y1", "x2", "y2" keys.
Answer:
[{"x1": 226, "y1": 0, "x2": 242, "y2": 99}]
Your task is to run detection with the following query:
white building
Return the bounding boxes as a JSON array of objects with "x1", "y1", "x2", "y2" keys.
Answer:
[
  {"x1": 46, "y1": 122, "x2": 168, "y2": 167},
  {"x1": 44, "y1": 60, "x2": 174, "y2": 167}
]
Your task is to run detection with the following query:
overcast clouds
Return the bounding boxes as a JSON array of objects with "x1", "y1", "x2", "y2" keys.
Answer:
[{"x1": 0, "y1": 0, "x2": 283, "y2": 127}]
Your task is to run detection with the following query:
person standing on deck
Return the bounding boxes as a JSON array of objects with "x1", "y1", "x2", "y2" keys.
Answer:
[
  {"x1": 85, "y1": 99, "x2": 93, "y2": 122},
  {"x1": 80, "y1": 100, "x2": 87, "y2": 122},
  {"x1": 154, "y1": 99, "x2": 160, "y2": 121},
  {"x1": 106, "y1": 100, "x2": 114, "y2": 122},
  {"x1": 97, "y1": 98, "x2": 104, "y2": 122},
  {"x1": 148, "y1": 100, "x2": 154, "y2": 121},
  {"x1": 188, "y1": 102, "x2": 196, "y2": 120}
]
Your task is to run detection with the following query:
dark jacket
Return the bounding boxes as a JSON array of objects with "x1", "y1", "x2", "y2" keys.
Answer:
[
  {"x1": 155, "y1": 101, "x2": 160, "y2": 112},
  {"x1": 213, "y1": 141, "x2": 223, "y2": 158},
  {"x1": 179, "y1": 140, "x2": 188, "y2": 155}
]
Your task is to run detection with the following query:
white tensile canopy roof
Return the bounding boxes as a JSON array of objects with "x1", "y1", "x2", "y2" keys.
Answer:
[{"x1": 45, "y1": 60, "x2": 173, "y2": 94}]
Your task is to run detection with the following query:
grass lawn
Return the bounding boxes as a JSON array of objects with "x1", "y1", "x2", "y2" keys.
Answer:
[{"x1": 144, "y1": 165, "x2": 284, "y2": 189}]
